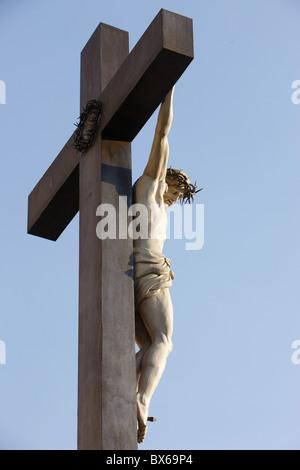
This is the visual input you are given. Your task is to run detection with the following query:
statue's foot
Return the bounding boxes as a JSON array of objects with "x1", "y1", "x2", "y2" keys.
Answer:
[
  {"x1": 137, "y1": 394, "x2": 148, "y2": 444},
  {"x1": 137, "y1": 422, "x2": 147, "y2": 444}
]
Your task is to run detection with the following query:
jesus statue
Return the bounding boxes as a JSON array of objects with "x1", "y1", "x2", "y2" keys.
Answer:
[{"x1": 133, "y1": 86, "x2": 199, "y2": 443}]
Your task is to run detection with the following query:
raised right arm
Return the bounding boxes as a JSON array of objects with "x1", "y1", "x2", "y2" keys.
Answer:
[{"x1": 143, "y1": 87, "x2": 174, "y2": 181}]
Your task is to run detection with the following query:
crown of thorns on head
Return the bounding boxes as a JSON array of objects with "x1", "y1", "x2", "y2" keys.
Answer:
[
  {"x1": 73, "y1": 100, "x2": 102, "y2": 154},
  {"x1": 166, "y1": 168, "x2": 202, "y2": 204}
]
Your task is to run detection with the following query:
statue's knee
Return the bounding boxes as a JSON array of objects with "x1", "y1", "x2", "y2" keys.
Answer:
[{"x1": 156, "y1": 333, "x2": 173, "y2": 355}]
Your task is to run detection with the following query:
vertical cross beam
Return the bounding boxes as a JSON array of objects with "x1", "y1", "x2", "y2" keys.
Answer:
[{"x1": 78, "y1": 24, "x2": 137, "y2": 450}]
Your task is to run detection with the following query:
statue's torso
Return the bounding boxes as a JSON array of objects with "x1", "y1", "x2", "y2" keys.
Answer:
[{"x1": 133, "y1": 174, "x2": 168, "y2": 253}]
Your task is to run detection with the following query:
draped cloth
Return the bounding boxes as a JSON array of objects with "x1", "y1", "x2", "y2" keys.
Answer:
[{"x1": 133, "y1": 247, "x2": 175, "y2": 311}]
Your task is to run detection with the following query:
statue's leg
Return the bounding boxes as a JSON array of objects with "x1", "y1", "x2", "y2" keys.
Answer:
[
  {"x1": 136, "y1": 288, "x2": 173, "y2": 442},
  {"x1": 135, "y1": 311, "x2": 151, "y2": 390}
]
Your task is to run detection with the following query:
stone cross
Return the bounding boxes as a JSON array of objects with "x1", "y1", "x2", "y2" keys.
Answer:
[{"x1": 27, "y1": 9, "x2": 193, "y2": 450}]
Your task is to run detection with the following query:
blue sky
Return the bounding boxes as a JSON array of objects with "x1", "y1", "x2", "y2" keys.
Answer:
[{"x1": 1, "y1": 0, "x2": 300, "y2": 450}]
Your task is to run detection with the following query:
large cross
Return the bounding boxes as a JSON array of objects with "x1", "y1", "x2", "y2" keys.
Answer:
[{"x1": 27, "y1": 9, "x2": 193, "y2": 450}]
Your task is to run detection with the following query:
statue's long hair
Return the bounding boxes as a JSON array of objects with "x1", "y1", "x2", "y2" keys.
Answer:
[
  {"x1": 132, "y1": 168, "x2": 201, "y2": 204},
  {"x1": 166, "y1": 168, "x2": 201, "y2": 204}
]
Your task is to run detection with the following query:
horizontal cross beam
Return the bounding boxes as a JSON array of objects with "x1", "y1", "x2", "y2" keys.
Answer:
[
  {"x1": 28, "y1": 136, "x2": 80, "y2": 241},
  {"x1": 101, "y1": 9, "x2": 193, "y2": 140},
  {"x1": 27, "y1": 9, "x2": 194, "y2": 242}
]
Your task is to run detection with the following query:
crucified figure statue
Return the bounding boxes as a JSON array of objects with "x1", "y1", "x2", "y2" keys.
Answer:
[{"x1": 133, "y1": 86, "x2": 199, "y2": 443}]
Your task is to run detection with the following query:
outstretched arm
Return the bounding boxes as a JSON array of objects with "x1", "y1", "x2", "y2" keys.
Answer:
[{"x1": 143, "y1": 87, "x2": 174, "y2": 181}]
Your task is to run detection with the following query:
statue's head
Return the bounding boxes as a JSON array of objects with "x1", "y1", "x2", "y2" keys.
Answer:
[{"x1": 164, "y1": 168, "x2": 201, "y2": 207}]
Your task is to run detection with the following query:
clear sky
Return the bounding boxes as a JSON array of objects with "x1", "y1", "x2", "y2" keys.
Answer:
[{"x1": 1, "y1": 0, "x2": 300, "y2": 450}]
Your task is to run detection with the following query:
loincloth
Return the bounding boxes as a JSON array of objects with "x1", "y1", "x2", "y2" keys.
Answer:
[{"x1": 133, "y1": 247, "x2": 175, "y2": 311}]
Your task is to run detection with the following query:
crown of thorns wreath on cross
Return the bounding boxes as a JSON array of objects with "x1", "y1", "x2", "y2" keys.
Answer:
[
  {"x1": 166, "y1": 168, "x2": 202, "y2": 204},
  {"x1": 73, "y1": 100, "x2": 102, "y2": 154}
]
